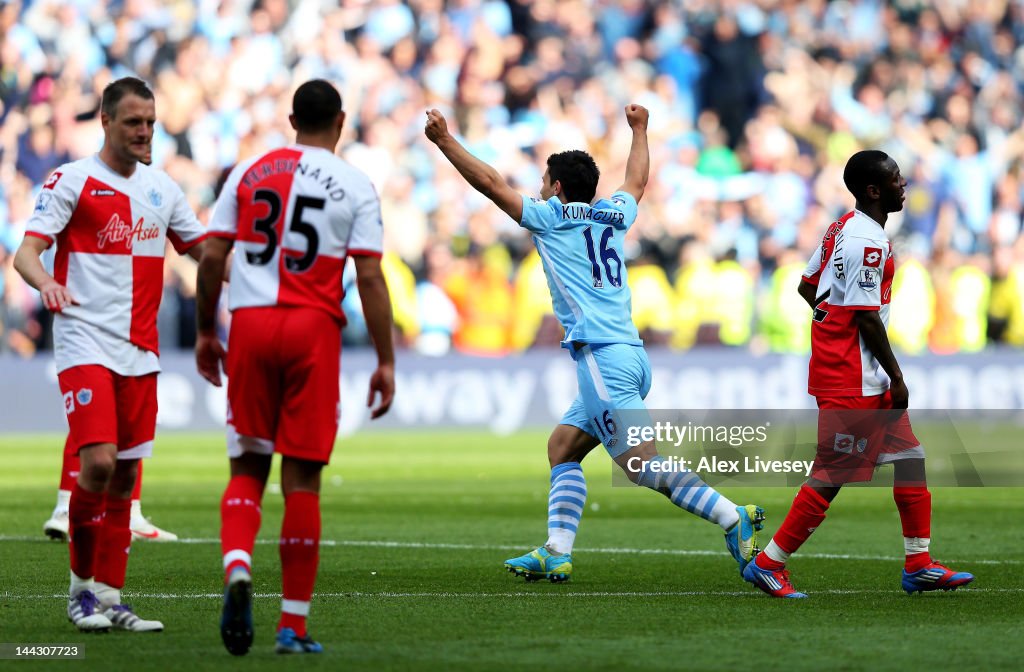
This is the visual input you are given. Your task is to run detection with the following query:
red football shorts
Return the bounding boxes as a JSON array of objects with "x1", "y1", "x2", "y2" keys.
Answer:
[
  {"x1": 226, "y1": 306, "x2": 341, "y2": 464},
  {"x1": 811, "y1": 391, "x2": 923, "y2": 485},
  {"x1": 57, "y1": 365, "x2": 157, "y2": 458}
]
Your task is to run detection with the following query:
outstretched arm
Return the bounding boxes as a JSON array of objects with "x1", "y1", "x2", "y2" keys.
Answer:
[
  {"x1": 424, "y1": 109, "x2": 523, "y2": 222},
  {"x1": 616, "y1": 104, "x2": 650, "y2": 203}
]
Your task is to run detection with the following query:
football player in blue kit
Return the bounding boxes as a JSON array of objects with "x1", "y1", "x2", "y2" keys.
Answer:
[{"x1": 425, "y1": 104, "x2": 764, "y2": 583}]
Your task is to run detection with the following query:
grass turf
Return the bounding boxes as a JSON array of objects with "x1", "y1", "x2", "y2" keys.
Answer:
[{"x1": 1, "y1": 431, "x2": 1021, "y2": 671}]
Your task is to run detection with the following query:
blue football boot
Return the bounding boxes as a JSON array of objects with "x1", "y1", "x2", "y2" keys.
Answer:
[
  {"x1": 902, "y1": 562, "x2": 974, "y2": 594},
  {"x1": 504, "y1": 546, "x2": 573, "y2": 583},
  {"x1": 275, "y1": 627, "x2": 324, "y2": 654},
  {"x1": 724, "y1": 505, "x2": 766, "y2": 573}
]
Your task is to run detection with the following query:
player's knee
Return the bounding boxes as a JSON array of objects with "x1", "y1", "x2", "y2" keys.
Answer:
[
  {"x1": 280, "y1": 456, "x2": 323, "y2": 494},
  {"x1": 547, "y1": 424, "x2": 601, "y2": 467},
  {"x1": 614, "y1": 442, "x2": 659, "y2": 486},
  {"x1": 892, "y1": 457, "x2": 927, "y2": 485},
  {"x1": 107, "y1": 460, "x2": 139, "y2": 498},
  {"x1": 546, "y1": 437, "x2": 571, "y2": 468},
  {"x1": 79, "y1": 453, "x2": 117, "y2": 489}
]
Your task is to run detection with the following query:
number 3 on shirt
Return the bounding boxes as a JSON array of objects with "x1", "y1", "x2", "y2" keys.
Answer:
[
  {"x1": 582, "y1": 226, "x2": 622, "y2": 288},
  {"x1": 246, "y1": 189, "x2": 324, "y2": 272}
]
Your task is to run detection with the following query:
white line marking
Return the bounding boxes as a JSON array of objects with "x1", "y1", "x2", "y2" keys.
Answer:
[
  {"x1": 3, "y1": 588, "x2": 1020, "y2": 601},
  {"x1": 0, "y1": 535, "x2": 1018, "y2": 565}
]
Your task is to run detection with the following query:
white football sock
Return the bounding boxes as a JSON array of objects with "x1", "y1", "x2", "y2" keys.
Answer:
[
  {"x1": 55, "y1": 489, "x2": 71, "y2": 513},
  {"x1": 94, "y1": 582, "x2": 120, "y2": 608},
  {"x1": 69, "y1": 571, "x2": 94, "y2": 598}
]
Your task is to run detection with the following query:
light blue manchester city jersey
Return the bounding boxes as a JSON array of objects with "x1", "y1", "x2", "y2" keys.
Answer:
[{"x1": 520, "y1": 191, "x2": 642, "y2": 349}]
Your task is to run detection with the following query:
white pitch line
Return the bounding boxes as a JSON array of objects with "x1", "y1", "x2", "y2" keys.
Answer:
[
  {"x1": 3, "y1": 588, "x2": 1022, "y2": 601},
  {"x1": 0, "y1": 535, "x2": 1019, "y2": 565}
]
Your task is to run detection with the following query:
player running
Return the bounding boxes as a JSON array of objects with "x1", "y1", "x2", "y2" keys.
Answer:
[
  {"x1": 743, "y1": 150, "x2": 974, "y2": 598},
  {"x1": 425, "y1": 104, "x2": 764, "y2": 583},
  {"x1": 196, "y1": 79, "x2": 395, "y2": 655}
]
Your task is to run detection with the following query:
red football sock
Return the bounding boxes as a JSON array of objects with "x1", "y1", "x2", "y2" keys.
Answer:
[
  {"x1": 60, "y1": 447, "x2": 80, "y2": 492},
  {"x1": 894, "y1": 486, "x2": 932, "y2": 572},
  {"x1": 278, "y1": 491, "x2": 320, "y2": 638},
  {"x1": 69, "y1": 483, "x2": 106, "y2": 579},
  {"x1": 220, "y1": 475, "x2": 265, "y2": 582},
  {"x1": 131, "y1": 460, "x2": 143, "y2": 501},
  {"x1": 758, "y1": 484, "x2": 830, "y2": 570},
  {"x1": 95, "y1": 494, "x2": 132, "y2": 589}
]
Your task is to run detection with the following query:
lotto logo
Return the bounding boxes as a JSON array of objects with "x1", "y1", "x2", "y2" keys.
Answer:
[
  {"x1": 63, "y1": 391, "x2": 75, "y2": 415},
  {"x1": 863, "y1": 247, "x2": 883, "y2": 267},
  {"x1": 833, "y1": 433, "x2": 854, "y2": 454},
  {"x1": 43, "y1": 171, "x2": 63, "y2": 190}
]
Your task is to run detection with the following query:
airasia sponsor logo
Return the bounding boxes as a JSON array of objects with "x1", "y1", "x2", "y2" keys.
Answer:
[{"x1": 96, "y1": 213, "x2": 159, "y2": 249}]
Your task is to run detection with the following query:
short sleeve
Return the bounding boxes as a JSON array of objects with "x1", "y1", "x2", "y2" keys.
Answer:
[
  {"x1": 836, "y1": 236, "x2": 885, "y2": 310},
  {"x1": 207, "y1": 164, "x2": 245, "y2": 241},
  {"x1": 520, "y1": 195, "x2": 557, "y2": 234},
  {"x1": 605, "y1": 190, "x2": 638, "y2": 230},
  {"x1": 166, "y1": 181, "x2": 207, "y2": 254},
  {"x1": 347, "y1": 181, "x2": 383, "y2": 257},
  {"x1": 24, "y1": 168, "x2": 78, "y2": 247},
  {"x1": 802, "y1": 244, "x2": 824, "y2": 285}
]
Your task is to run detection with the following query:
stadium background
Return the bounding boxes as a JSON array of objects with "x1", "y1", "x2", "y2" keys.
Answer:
[
  {"x1": 2, "y1": 3, "x2": 1023, "y2": 669},
  {"x1": 1, "y1": 0, "x2": 1024, "y2": 363}
]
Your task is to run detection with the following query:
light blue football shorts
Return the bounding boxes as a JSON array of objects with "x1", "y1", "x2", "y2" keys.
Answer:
[{"x1": 559, "y1": 343, "x2": 653, "y2": 458}]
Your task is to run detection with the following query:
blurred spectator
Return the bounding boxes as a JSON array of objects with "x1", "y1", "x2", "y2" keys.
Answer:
[
  {"x1": 415, "y1": 242, "x2": 459, "y2": 356},
  {"x1": 757, "y1": 249, "x2": 811, "y2": 354},
  {"x1": 889, "y1": 254, "x2": 936, "y2": 354},
  {"x1": 699, "y1": 12, "x2": 765, "y2": 148},
  {"x1": 1, "y1": 0, "x2": 1024, "y2": 358},
  {"x1": 627, "y1": 243, "x2": 674, "y2": 346},
  {"x1": 509, "y1": 249, "x2": 556, "y2": 350},
  {"x1": 443, "y1": 244, "x2": 513, "y2": 356},
  {"x1": 989, "y1": 245, "x2": 1024, "y2": 346}
]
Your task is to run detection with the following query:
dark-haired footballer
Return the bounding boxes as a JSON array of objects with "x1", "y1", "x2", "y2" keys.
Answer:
[
  {"x1": 197, "y1": 79, "x2": 396, "y2": 655},
  {"x1": 743, "y1": 150, "x2": 974, "y2": 598},
  {"x1": 426, "y1": 104, "x2": 765, "y2": 584}
]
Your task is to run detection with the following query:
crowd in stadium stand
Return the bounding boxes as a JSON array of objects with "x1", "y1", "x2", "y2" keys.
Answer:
[{"x1": 2, "y1": 0, "x2": 1023, "y2": 358}]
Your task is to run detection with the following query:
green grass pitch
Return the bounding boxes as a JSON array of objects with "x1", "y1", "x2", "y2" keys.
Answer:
[{"x1": 1, "y1": 431, "x2": 1021, "y2": 671}]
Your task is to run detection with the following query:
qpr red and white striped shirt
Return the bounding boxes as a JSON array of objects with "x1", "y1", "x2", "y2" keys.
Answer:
[
  {"x1": 803, "y1": 209, "x2": 895, "y2": 397},
  {"x1": 26, "y1": 156, "x2": 207, "y2": 375},
  {"x1": 208, "y1": 144, "x2": 382, "y2": 323}
]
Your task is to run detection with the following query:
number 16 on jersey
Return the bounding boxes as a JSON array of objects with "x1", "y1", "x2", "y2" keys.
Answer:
[{"x1": 582, "y1": 226, "x2": 622, "y2": 288}]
